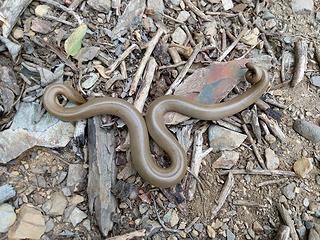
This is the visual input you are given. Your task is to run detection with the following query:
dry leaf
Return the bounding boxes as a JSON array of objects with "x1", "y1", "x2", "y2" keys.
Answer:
[{"x1": 64, "y1": 24, "x2": 88, "y2": 57}]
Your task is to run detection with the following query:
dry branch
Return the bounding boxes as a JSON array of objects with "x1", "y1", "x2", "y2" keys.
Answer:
[
  {"x1": 276, "y1": 203, "x2": 299, "y2": 240},
  {"x1": 184, "y1": 0, "x2": 211, "y2": 21},
  {"x1": 219, "y1": 169, "x2": 297, "y2": 177},
  {"x1": 106, "y1": 229, "x2": 146, "y2": 240},
  {"x1": 291, "y1": 39, "x2": 308, "y2": 87}
]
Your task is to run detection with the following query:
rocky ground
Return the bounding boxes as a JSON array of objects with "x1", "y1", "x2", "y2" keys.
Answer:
[{"x1": 0, "y1": 0, "x2": 320, "y2": 239}]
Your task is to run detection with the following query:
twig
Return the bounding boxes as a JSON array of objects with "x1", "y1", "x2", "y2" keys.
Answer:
[
  {"x1": 291, "y1": 39, "x2": 308, "y2": 87},
  {"x1": 276, "y1": 225, "x2": 290, "y2": 240},
  {"x1": 129, "y1": 27, "x2": 164, "y2": 96},
  {"x1": 251, "y1": 105, "x2": 262, "y2": 143},
  {"x1": 105, "y1": 229, "x2": 146, "y2": 240},
  {"x1": 162, "y1": 13, "x2": 184, "y2": 24},
  {"x1": 159, "y1": 61, "x2": 186, "y2": 70},
  {"x1": 206, "y1": 12, "x2": 238, "y2": 17},
  {"x1": 256, "y1": 178, "x2": 288, "y2": 187},
  {"x1": 264, "y1": 97, "x2": 286, "y2": 109},
  {"x1": 39, "y1": 0, "x2": 83, "y2": 24},
  {"x1": 217, "y1": 27, "x2": 248, "y2": 62},
  {"x1": 184, "y1": 0, "x2": 211, "y2": 21},
  {"x1": 211, "y1": 173, "x2": 234, "y2": 219},
  {"x1": 166, "y1": 41, "x2": 203, "y2": 95},
  {"x1": 105, "y1": 44, "x2": 138, "y2": 76},
  {"x1": 181, "y1": 24, "x2": 196, "y2": 47},
  {"x1": 43, "y1": 15, "x2": 76, "y2": 27},
  {"x1": 259, "y1": 114, "x2": 286, "y2": 142},
  {"x1": 188, "y1": 125, "x2": 213, "y2": 200},
  {"x1": 242, "y1": 123, "x2": 266, "y2": 169},
  {"x1": 219, "y1": 169, "x2": 297, "y2": 177},
  {"x1": 261, "y1": 33, "x2": 275, "y2": 58},
  {"x1": 68, "y1": 0, "x2": 85, "y2": 11},
  {"x1": 233, "y1": 200, "x2": 268, "y2": 208},
  {"x1": 276, "y1": 203, "x2": 299, "y2": 240}
]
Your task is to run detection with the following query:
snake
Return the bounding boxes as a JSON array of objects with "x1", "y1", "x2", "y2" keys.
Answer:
[{"x1": 43, "y1": 63, "x2": 269, "y2": 188}]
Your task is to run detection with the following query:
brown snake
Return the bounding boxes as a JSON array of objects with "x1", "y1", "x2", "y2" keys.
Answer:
[{"x1": 43, "y1": 63, "x2": 269, "y2": 188}]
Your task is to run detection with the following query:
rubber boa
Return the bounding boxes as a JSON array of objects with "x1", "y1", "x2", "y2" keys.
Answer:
[{"x1": 42, "y1": 63, "x2": 269, "y2": 187}]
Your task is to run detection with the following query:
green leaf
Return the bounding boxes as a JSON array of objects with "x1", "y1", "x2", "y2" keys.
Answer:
[{"x1": 64, "y1": 24, "x2": 88, "y2": 57}]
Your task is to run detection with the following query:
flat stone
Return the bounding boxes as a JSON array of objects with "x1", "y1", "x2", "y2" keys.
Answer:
[
  {"x1": 67, "y1": 164, "x2": 87, "y2": 192},
  {"x1": 142, "y1": 17, "x2": 157, "y2": 33},
  {"x1": 35, "y1": 5, "x2": 50, "y2": 17},
  {"x1": 163, "y1": 209, "x2": 179, "y2": 227},
  {"x1": 0, "y1": 204, "x2": 16, "y2": 233},
  {"x1": 253, "y1": 221, "x2": 264, "y2": 232},
  {"x1": 309, "y1": 228, "x2": 320, "y2": 240},
  {"x1": 310, "y1": 76, "x2": 320, "y2": 87},
  {"x1": 171, "y1": 27, "x2": 187, "y2": 45},
  {"x1": 12, "y1": 28, "x2": 24, "y2": 39},
  {"x1": 0, "y1": 102, "x2": 74, "y2": 163},
  {"x1": 67, "y1": 207, "x2": 87, "y2": 227},
  {"x1": 221, "y1": 0, "x2": 234, "y2": 10},
  {"x1": 282, "y1": 182, "x2": 296, "y2": 200},
  {"x1": 293, "y1": 158, "x2": 313, "y2": 178},
  {"x1": 293, "y1": 120, "x2": 320, "y2": 143},
  {"x1": 204, "y1": 21, "x2": 217, "y2": 36},
  {"x1": 226, "y1": 229, "x2": 236, "y2": 240},
  {"x1": 170, "y1": 0, "x2": 181, "y2": 6},
  {"x1": 43, "y1": 191, "x2": 68, "y2": 216},
  {"x1": 265, "y1": 148, "x2": 280, "y2": 170},
  {"x1": 212, "y1": 151, "x2": 239, "y2": 169},
  {"x1": 291, "y1": 0, "x2": 314, "y2": 13},
  {"x1": 0, "y1": 184, "x2": 16, "y2": 204},
  {"x1": 208, "y1": 125, "x2": 247, "y2": 152},
  {"x1": 194, "y1": 223, "x2": 204, "y2": 232},
  {"x1": 45, "y1": 218, "x2": 54, "y2": 233},
  {"x1": 177, "y1": 11, "x2": 190, "y2": 22},
  {"x1": 241, "y1": 28, "x2": 260, "y2": 46},
  {"x1": 87, "y1": 0, "x2": 111, "y2": 12},
  {"x1": 8, "y1": 204, "x2": 45, "y2": 240},
  {"x1": 147, "y1": 0, "x2": 164, "y2": 14},
  {"x1": 31, "y1": 18, "x2": 52, "y2": 34},
  {"x1": 207, "y1": 225, "x2": 216, "y2": 238}
]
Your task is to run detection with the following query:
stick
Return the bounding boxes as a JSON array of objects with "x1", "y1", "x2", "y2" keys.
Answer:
[
  {"x1": 219, "y1": 169, "x2": 297, "y2": 177},
  {"x1": 217, "y1": 27, "x2": 248, "y2": 62},
  {"x1": 276, "y1": 203, "x2": 299, "y2": 240},
  {"x1": 233, "y1": 200, "x2": 267, "y2": 208},
  {"x1": 211, "y1": 173, "x2": 234, "y2": 219},
  {"x1": 184, "y1": 0, "x2": 211, "y2": 21},
  {"x1": 291, "y1": 39, "x2": 308, "y2": 87},
  {"x1": 129, "y1": 27, "x2": 164, "y2": 96},
  {"x1": 105, "y1": 44, "x2": 138, "y2": 75},
  {"x1": 259, "y1": 114, "x2": 286, "y2": 142},
  {"x1": 105, "y1": 229, "x2": 146, "y2": 240},
  {"x1": 276, "y1": 225, "x2": 290, "y2": 240},
  {"x1": 256, "y1": 178, "x2": 288, "y2": 187},
  {"x1": 166, "y1": 41, "x2": 203, "y2": 95}
]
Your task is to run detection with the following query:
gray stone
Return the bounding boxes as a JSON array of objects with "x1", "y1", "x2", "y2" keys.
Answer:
[
  {"x1": 204, "y1": 21, "x2": 217, "y2": 36},
  {"x1": 0, "y1": 184, "x2": 16, "y2": 204},
  {"x1": 171, "y1": 27, "x2": 187, "y2": 45},
  {"x1": 292, "y1": 0, "x2": 314, "y2": 13},
  {"x1": 163, "y1": 209, "x2": 179, "y2": 227},
  {"x1": 297, "y1": 225, "x2": 306, "y2": 239},
  {"x1": 0, "y1": 203, "x2": 16, "y2": 233},
  {"x1": 194, "y1": 223, "x2": 204, "y2": 232},
  {"x1": 45, "y1": 218, "x2": 54, "y2": 233},
  {"x1": 310, "y1": 76, "x2": 320, "y2": 87},
  {"x1": 67, "y1": 164, "x2": 87, "y2": 192},
  {"x1": 265, "y1": 148, "x2": 280, "y2": 170},
  {"x1": 67, "y1": 207, "x2": 87, "y2": 227},
  {"x1": 142, "y1": 17, "x2": 157, "y2": 32},
  {"x1": 282, "y1": 182, "x2": 296, "y2": 200},
  {"x1": 293, "y1": 119, "x2": 320, "y2": 143},
  {"x1": 208, "y1": 125, "x2": 247, "y2": 152},
  {"x1": 31, "y1": 18, "x2": 52, "y2": 34},
  {"x1": 177, "y1": 11, "x2": 190, "y2": 22},
  {"x1": 139, "y1": 204, "x2": 149, "y2": 214},
  {"x1": 212, "y1": 151, "x2": 239, "y2": 169},
  {"x1": 170, "y1": 0, "x2": 181, "y2": 6},
  {"x1": 262, "y1": 10, "x2": 275, "y2": 20},
  {"x1": 43, "y1": 191, "x2": 67, "y2": 216},
  {"x1": 87, "y1": 0, "x2": 111, "y2": 12},
  {"x1": 147, "y1": 0, "x2": 164, "y2": 14},
  {"x1": 0, "y1": 102, "x2": 74, "y2": 163},
  {"x1": 226, "y1": 229, "x2": 236, "y2": 240},
  {"x1": 309, "y1": 228, "x2": 320, "y2": 240}
]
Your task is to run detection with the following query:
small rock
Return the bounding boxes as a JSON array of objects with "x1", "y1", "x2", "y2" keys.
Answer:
[
  {"x1": 147, "y1": 0, "x2": 164, "y2": 14},
  {"x1": 293, "y1": 119, "x2": 320, "y2": 143},
  {"x1": 265, "y1": 19, "x2": 277, "y2": 29},
  {"x1": 262, "y1": 10, "x2": 275, "y2": 20},
  {"x1": 81, "y1": 73, "x2": 99, "y2": 89},
  {"x1": 204, "y1": 21, "x2": 217, "y2": 36},
  {"x1": 293, "y1": 158, "x2": 313, "y2": 178},
  {"x1": 68, "y1": 195, "x2": 84, "y2": 205},
  {"x1": 291, "y1": 0, "x2": 314, "y2": 13},
  {"x1": 43, "y1": 191, "x2": 67, "y2": 216},
  {"x1": 303, "y1": 198, "x2": 310, "y2": 208},
  {"x1": 35, "y1": 4, "x2": 50, "y2": 17},
  {"x1": 194, "y1": 223, "x2": 204, "y2": 232},
  {"x1": 207, "y1": 225, "x2": 216, "y2": 238},
  {"x1": 309, "y1": 202, "x2": 320, "y2": 212},
  {"x1": 316, "y1": 12, "x2": 320, "y2": 21},
  {"x1": 208, "y1": 125, "x2": 247, "y2": 152},
  {"x1": 87, "y1": 0, "x2": 111, "y2": 12},
  {"x1": 309, "y1": 228, "x2": 320, "y2": 240},
  {"x1": 75, "y1": 47, "x2": 100, "y2": 62},
  {"x1": 67, "y1": 207, "x2": 87, "y2": 227},
  {"x1": 177, "y1": 11, "x2": 190, "y2": 22},
  {"x1": 265, "y1": 148, "x2": 280, "y2": 170},
  {"x1": 8, "y1": 204, "x2": 45, "y2": 240},
  {"x1": 0, "y1": 184, "x2": 16, "y2": 204},
  {"x1": 67, "y1": 164, "x2": 87, "y2": 192},
  {"x1": 226, "y1": 229, "x2": 236, "y2": 240},
  {"x1": 253, "y1": 221, "x2": 264, "y2": 232},
  {"x1": 170, "y1": 0, "x2": 181, "y2": 6},
  {"x1": 241, "y1": 28, "x2": 260, "y2": 46},
  {"x1": 310, "y1": 76, "x2": 320, "y2": 87},
  {"x1": 212, "y1": 150, "x2": 239, "y2": 169},
  {"x1": 82, "y1": 219, "x2": 91, "y2": 231},
  {"x1": 163, "y1": 209, "x2": 179, "y2": 227},
  {"x1": 221, "y1": 0, "x2": 234, "y2": 10},
  {"x1": 297, "y1": 225, "x2": 307, "y2": 239},
  {"x1": 12, "y1": 28, "x2": 24, "y2": 39},
  {"x1": 282, "y1": 182, "x2": 296, "y2": 200},
  {"x1": 0, "y1": 204, "x2": 16, "y2": 233},
  {"x1": 139, "y1": 204, "x2": 149, "y2": 215},
  {"x1": 171, "y1": 27, "x2": 187, "y2": 45},
  {"x1": 31, "y1": 18, "x2": 52, "y2": 34},
  {"x1": 265, "y1": 134, "x2": 276, "y2": 144},
  {"x1": 142, "y1": 17, "x2": 157, "y2": 33},
  {"x1": 45, "y1": 218, "x2": 54, "y2": 233}
]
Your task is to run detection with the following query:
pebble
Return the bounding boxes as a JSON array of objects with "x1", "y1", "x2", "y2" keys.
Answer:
[
  {"x1": 87, "y1": 0, "x2": 111, "y2": 12},
  {"x1": 265, "y1": 19, "x2": 277, "y2": 29},
  {"x1": 204, "y1": 21, "x2": 217, "y2": 36},
  {"x1": 42, "y1": 191, "x2": 67, "y2": 216},
  {"x1": 212, "y1": 151, "x2": 239, "y2": 169},
  {"x1": 265, "y1": 148, "x2": 280, "y2": 170},
  {"x1": 309, "y1": 202, "x2": 320, "y2": 212},
  {"x1": 31, "y1": 18, "x2": 52, "y2": 34},
  {"x1": 241, "y1": 28, "x2": 260, "y2": 46},
  {"x1": 0, "y1": 204, "x2": 16, "y2": 233},
  {"x1": 194, "y1": 223, "x2": 204, "y2": 232},
  {"x1": 147, "y1": 0, "x2": 164, "y2": 14},
  {"x1": 35, "y1": 4, "x2": 50, "y2": 17},
  {"x1": 139, "y1": 204, "x2": 149, "y2": 214},
  {"x1": 293, "y1": 158, "x2": 313, "y2": 178},
  {"x1": 69, "y1": 195, "x2": 85, "y2": 205},
  {"x1": 45, "y1": 218, "x2": 54, "y2": 233},
  {"x1": 170, "y1": 0, "x2": 181, "y2": 6},
  {"x1": 310, "y1": 76, "x2": 320, "y2": 87},
  {"x1": 208, "y1": 125, "x2": 247, "y2": 152},
  {"x1": 67, "y1": 164, "x2": 87, "y2": 192},
  {"x1": 291, "y1": 0, "x2": 314, "y2": 13},
  {"x1": 8, "y1": 204, "x2": 45, "y2": 240},
  {"x1": 163, "y1": 209, "x2": 179, "y2": 227},
  {"x1": 309, "y1": 228, "x2": 320, "y2": 240},
  {"x1": 253, "y1": 221, "x2": 264, "y2": 232},
  {"x1": 316, "y1": 175, "x2": 320, "y2": 185},
  {"x1": 12, "y1": 28, "x2": 24, "y2": 39},
  {"x1": 83, "y1": 219, "x2": 91, "y2": 231},
  {"x1": 81, "y1": 73, "x2": 99, "y2": 89},
  {"x1": 293, "y1": 119, "x2": 320, "y2": 143},
  {"x1": 303, "y1": 198, "x2": 310, "y2": 208},
  {"x1": 207, "y1": 225, "x2": 216, "y2": 238},
  {"x1": 67, "y1": 207, "x2": 87, "y2": 227},
  {"x1": 226, "y1": 229, "x2": 236, "y2": 240},
  {"x1": 282, "y1": 182, "x2": 296, "y2": 200},
  {"x1": 177, "y1": 11, "x2": 190, "y2": 22},
  {"x1": 262, "y1": 10, "x2": 275, "y2": 20},
  {"x1": 142, "y1": 17, "x2": 157, "y2": 32},
  {"x1": 171, "y1": 27, "x2": 187, "y2": 45},
  {"x1": 191, "y1": 229, "x2": 199, "y2": 237}
]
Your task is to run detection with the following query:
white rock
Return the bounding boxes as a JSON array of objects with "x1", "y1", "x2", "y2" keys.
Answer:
[
  {"x1": 265, "y1": 148, "x2": 280, "y2": 170},
  {"x1": 293, "y1": 158, "x2": 313, "y2": 178},
  {"x1": 43, "y1": 191, "x2": 68, "y2": 216},
  {"x1": 147, "y1": 0, "x2": 164, "y2": 14},
  {"x1": 212, "y1": 151, "x2": 239, "y2": 169},
  {"x1": 204, "y1": 21, "x2": 217, "y2": 36},
  {"x1": 171, "y1": 27, "x2": 187, "y2": 45},
  {"x1": 208, "y1": 125, "x2": 247, "y2": 152},
  {"x1": 12, "y1": 28, "x2": 24, "y2": 39},
  {"x1": 35, "y1": 4, "x2": 50, "y2": 17},
  {"x1": 68, "y1": 207, "x2": 87, "y2": 227},
  {"x1": 241, "y1": 28, "x2": 260, "y2": 46},
  {"x1": 81, "y1": 73, "x2": 99, "y2": 89},
  {"x1": 221, "y1": 0, "x2": 234, "y2": 10},
  {"x1": 170, "y1": 0, "x2": 181, "y2": 6},
  {"x1": 0, "y1": 204, "x2": 16, "y2": 233},
  {"x1": 291, "y1": 0, "x2": 314, "y2": 13},
  {"x1": 0, "y1": 102, "x2": 74, "y2": 164},
  {"x1": 177, "y1": 11, "x2": 190, "y2": 22},
  {"x1": 87, "y1": 0, "x2": 111, "y2": 12}
]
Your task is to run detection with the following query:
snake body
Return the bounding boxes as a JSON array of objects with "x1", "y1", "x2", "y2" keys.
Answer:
[{"x1": 43, "y1": 63, "x2": 269, "y2": 188}]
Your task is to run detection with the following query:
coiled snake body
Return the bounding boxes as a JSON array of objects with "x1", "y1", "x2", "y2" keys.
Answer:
[{"x1": 43, "y1": 63, "x2": 269, "y2": 188}]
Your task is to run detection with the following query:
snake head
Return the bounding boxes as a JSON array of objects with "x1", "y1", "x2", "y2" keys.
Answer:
[{"x1": 245, "y1": 63, "x2": 265, "y2": 85}]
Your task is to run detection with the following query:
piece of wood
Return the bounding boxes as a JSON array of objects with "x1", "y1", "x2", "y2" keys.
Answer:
[
  {"x1": 106, "y1": 229, "x2": 146, "y2": 240},
  {"x1": 291, "y1": 39, "x2": 308, "y2": 87},
  {"x1": 276, "y1": 225, "x2": 290, "y2": 240},
  {"x1": 211, "y1": 173, "x2": 234, "y2": 219},
  {"x1": 276, "y1": 203, "x2": 299, "y2": 240},
  {"x1": 184, "y1": 0, "x2": 211, "y2": 21},
  {"x1": 219, "y1": 169, "x2": 297, "y2": 177},
  {"x1": 259, "y1": 114, "x2": 286, "y2": 142},
  {"x1": 87, "y1": 117, "x2": 117, "y2": 237},
  {"x1": 0, "y1": 184, "x2": 16, "y2": 204}
]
